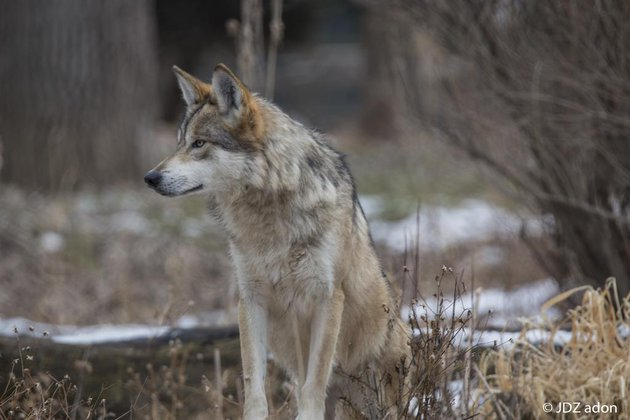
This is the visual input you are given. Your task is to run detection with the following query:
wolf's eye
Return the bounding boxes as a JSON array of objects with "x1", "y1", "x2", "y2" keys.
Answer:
[{"x1": 192, "y1": 140, "x2": 206, "y2": 148}]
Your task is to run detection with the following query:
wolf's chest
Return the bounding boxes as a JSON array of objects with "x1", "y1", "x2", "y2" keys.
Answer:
[{"x1": 234, "y1": 242, "x2": 336, "y2": 316}]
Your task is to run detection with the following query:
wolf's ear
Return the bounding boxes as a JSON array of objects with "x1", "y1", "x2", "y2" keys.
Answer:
[
  {"x1": 173, "y1": 66, "x2": 212, "y2": 106},
  {"x1": 211, "y1": 64, "x2": 250, "y2": 125}
]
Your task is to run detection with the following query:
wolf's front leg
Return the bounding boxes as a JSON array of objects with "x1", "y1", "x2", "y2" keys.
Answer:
[
  {"x1": 297, "y1": 288, "x2": 345, "y2": 420},
  {"x1": 239, "y1": 297, "x2": 269, "y2": 419}
]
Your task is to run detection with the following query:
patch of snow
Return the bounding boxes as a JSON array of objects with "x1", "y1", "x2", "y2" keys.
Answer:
[
  {"x1": 413, "y1": 322, "x2": 629, "y2": 352},
  {"x1": 0, "y1": 312, "x2": 233, "y2": 346},
  {"x1": 0, "y1": 317, "x2": 168, "y2": 345},
  {"x1": 408, "y1": 396, "x2": 419, "y2": 416},
  {"x1": 177, "y1": 315, "x2": 200, "y2": 329},
  {"x1": 619, "y1": 324, "x2": 630, "y2": 337},
  {"x1": 364, "y1": 197, "x2": 544, "y2": 251},
  {"x1": 40, "y1": 231, "x2": 65, "y2": 253},
  {"x1": 0, "y1": 317, "x2": 80, "y2": 338},
  {"x1": 176, "y1": 310, "x2": 233, "y2": 328},
  {"x1": 448, "y1": 379, "x2": 464, "y2": 409},
  {"x1": 402, "y1": 278, "x2": 561, "y2": 328},
  {"x1": 474, "y1": 245, "x2": 506, "y2": 266},
  {"x1": 357, "y1": 195, "x2": 383, "y2": 218},
  {"x1": 472, "y1": 278, "x2": 561, "y2": 325},
  {"x1": 2, "y1": 306, "x2": 627, "y2": 350},
  {"x1": 469, "y1": 328, "x2": 574, "y2": 349},
  {"x1": 53, "y1": 324, "x2": 169, "y2": 345}
]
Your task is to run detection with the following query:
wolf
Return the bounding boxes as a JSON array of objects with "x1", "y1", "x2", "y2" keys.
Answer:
[{"x1": 144, "y1": 64, "x2": 410, "y2": 419}]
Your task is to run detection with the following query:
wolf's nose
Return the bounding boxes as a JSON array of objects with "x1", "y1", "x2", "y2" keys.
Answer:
[{"x1": 144, "y1": 171, "x2": 162, "y2": 188}]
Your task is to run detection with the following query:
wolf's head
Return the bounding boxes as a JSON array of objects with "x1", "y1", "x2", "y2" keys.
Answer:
[{"x1": 144, "y1": 64, "x2": 264, "y2": 197}]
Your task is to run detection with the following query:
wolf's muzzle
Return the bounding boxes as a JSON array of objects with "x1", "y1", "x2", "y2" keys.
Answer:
[{"x1": 144, "y1": 170, "x2": 162, "y2": 188}]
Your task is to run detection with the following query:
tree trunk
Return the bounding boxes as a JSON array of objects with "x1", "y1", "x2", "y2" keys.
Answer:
[{"x1": 0, "y1": 0, "x2": 158, "y2": 191}]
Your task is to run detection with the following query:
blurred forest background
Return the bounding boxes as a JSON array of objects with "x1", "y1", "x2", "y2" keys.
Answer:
[
  {"x1": 1, "y1": 0, "x2": 630, "y2": 418},
  {"x1": 1, "y1": 0, "x2": 629, "y2": 324}
]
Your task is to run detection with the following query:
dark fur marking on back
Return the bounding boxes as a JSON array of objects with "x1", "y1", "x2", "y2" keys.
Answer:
[
  {"x1": 306, "y1": 154, "x2": 323, "y2": 170},
  {"x1": 328, "y1": 146, "x2": 384, "y2": 284}
]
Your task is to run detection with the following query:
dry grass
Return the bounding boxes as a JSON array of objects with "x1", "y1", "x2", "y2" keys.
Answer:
[
  {"x1": 0, "y1": 331, "x2": 108, "y2": 420},
  {"x1": 0, "y1": 330, "x2": 294, "y2": 419},
  {"x1": 476, "y1": 278, "x2": 630, "y2": 419},
  {"x1": 398, "y1": 269, "x2": 476, "y2": 419}
]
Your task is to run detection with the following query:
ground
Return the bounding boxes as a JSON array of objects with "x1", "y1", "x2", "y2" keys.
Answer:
[{"x1": 0, "y1": 129, "x2": 560, "y2": 419}]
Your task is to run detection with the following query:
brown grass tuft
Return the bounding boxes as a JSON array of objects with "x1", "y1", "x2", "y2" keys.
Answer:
[{"x1": 476, "y1": 278, "x2": 630, "y2": 419}]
